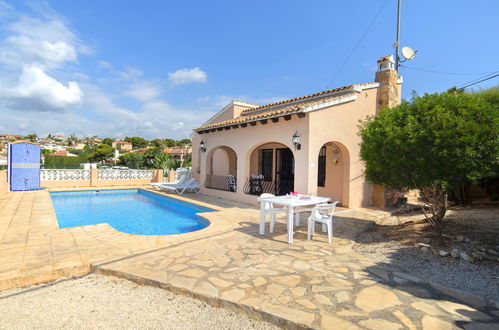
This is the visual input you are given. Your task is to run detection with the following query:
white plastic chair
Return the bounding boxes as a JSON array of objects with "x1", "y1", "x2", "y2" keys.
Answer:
[
  {"x1": 307, "y1": 202, "x2": 339, "y2": 243},
  {"x1": 260, "y1": 193, "x2": 287, "y2": 232}
]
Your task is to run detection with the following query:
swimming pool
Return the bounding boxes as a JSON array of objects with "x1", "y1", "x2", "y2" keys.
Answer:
[{"x1": 50, "y1": 189, "x2": 213, "y2": 235}]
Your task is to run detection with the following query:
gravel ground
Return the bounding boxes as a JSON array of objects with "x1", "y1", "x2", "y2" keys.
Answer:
[
  {"x1": 352, "y1": 205, "x2": 499, "y2": 302},
  {"x1": 0, "y1": 275, "x2": 280, "y2": 330},
  {"x1": 353, "y1": 240, "x2": 499, "y2": 302}
]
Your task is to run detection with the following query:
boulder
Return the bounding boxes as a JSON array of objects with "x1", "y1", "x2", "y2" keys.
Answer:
[
  {"x1": 459, "y1": 252, "x2": 474, "y2": 262},
  {"x1": 450, "y1": 249, "x2": 460, "y2": 258},
  {"x1": 438, "y1": 250, "x2": 449, "y2": 257}
]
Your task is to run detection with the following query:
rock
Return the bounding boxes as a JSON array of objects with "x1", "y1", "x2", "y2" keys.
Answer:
[
  {"x1": 464, "y1": 237, "x2": 472, "y2": 243},
  {"x1": 321, "y1": 315, "x2": 360, "y2": 330},
  {"x1": 415, "y1": 243, "x2": 431, "y2": 248},
  {"x1": 220, "y1": 288, "x2": 245, "y2": 302},
  {"x1": 411, "y1": 302, "x2": 446, "y2": 316},
  {"x1": 441, "y1": 233, "x2": 451, "y2": 239},
  {"x1": 421, "y1": 315, "x2": 453, "y2": 330},
  {"x1": 438, "y1": 250, "x2": 449, "y2": 257},
  {"x1": 359, "y1": 318, "x2": 402, "y2": 330},
  {"x1": 355, "y1": 286, "x2": 402, "y2": 312},
  {"x1": 459, "y1": 252, "x2": 474, "y2": 262},
  {"x1": 471, "y1": 251, "x2": 487, "y2": 261},
  {"x1": 422, "y1": 237, "x2": 432, "y2": 244},
  {"x1": 455, "y1": 235, "x2": 465, "y2": 242},
  {"x1": 450, "y1": 249, "x2": 460, "y2": 258},
  {"x1": 487, "y1": 249, "x2": 498, "y2": 256}
]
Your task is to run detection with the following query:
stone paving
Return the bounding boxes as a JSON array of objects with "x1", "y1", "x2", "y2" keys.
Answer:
[{"x1": 0, "y1": 188, "x2": 498, "y2": 329}]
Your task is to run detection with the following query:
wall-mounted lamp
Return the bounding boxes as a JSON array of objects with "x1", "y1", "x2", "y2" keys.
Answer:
[
  {"x1": 292, "y1": 131, "x2": 301, "y2": 150},
  {"x1": 199, "y1": 140, "x2": 206, "y2": 152},
  {"x1": 332, "y1": 146, "x2": 340, "y2": 164}
]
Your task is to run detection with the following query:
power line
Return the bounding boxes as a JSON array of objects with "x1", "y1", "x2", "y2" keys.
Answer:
[
  {"x1": 458, "y1": 73, "x2": 499, "y2": 90},
  {"x1": 399, "y1": 65, "x2": 497, "y2": 76},
  {"x1": 325, "y1": 0, "x2": 389, "y2": 89},
  {"x1": 457, "y1": 71, "x2": 499, "y2": 87}
]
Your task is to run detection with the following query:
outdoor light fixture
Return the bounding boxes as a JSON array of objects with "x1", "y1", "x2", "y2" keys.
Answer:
[
  {"x1": 292, "y1": 131, "x2": 301, "y2": 150},
  {"x1": 199, "y1": 140, "x2": 206, "y2": 152},
  {"x1": 332, "y1": 146, "x2": 340, "y2": 165}
]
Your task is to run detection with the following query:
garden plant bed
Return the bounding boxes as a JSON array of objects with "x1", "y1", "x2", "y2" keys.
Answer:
[{"x1": 353, "y1": 203, "x2": 499, "y2": 302}]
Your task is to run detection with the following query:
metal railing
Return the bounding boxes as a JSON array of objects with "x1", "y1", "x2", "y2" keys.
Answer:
[
  {"x1": 243, "y1": 177, "x2": 293, "y2": 196},
  {"x1": 41, "y1": 169, "x2": 90, "y2": 181},
  {"x1": 204, "y1": 174, "x2": 237, "y2": 192}
]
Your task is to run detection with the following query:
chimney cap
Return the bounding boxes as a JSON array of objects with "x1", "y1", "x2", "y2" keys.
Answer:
[{"x1": 377, "y1": 55, "x2": 395, "y2": 64}]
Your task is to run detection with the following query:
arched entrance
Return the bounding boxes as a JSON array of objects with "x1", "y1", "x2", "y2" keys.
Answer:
[
  {"x1": 245, "y1": 142, "x2": 295, "y2": 195},
  {"x1": 316, "y1": 142, "x2": 350, "y2": 206},
  {"x1": 205, "y1": 146, "x2": 237, "y2": 192}
]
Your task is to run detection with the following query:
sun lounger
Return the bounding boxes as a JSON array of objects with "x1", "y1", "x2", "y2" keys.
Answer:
[
  {"x1": 149, "y1": 176, "x2": 189, "y2": 189},
  {"x1": 158, "y1": 178, "x2": 200, "y2": 195}
]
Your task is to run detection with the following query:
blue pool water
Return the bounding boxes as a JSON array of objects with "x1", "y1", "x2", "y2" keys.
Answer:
[{"x1": 50, "y1": 189, "x2": 213, "y2": 235}]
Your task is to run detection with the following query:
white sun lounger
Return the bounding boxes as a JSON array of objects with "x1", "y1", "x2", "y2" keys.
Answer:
[
  {"x1": 149, "y1": 176, "x2": 189, "y2": 190},
  {"x1": 158, "y1": 178, "x2": 200, "y2": 195}
]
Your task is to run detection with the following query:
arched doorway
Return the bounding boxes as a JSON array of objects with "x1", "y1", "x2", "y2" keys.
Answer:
[
  {"x1": 245, "y1": 142, "x2": 294, "y2": 195},
  {"x1": 205, "y1": 146, "x2": 237, "y2": 192},
  {"x1": 316, "y1": 142, "x2": 350, "y2": 206}
]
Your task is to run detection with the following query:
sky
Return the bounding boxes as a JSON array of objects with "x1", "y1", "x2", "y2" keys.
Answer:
[{"x1": 0, "y1": 0, "x2": 498, "y2": 140}]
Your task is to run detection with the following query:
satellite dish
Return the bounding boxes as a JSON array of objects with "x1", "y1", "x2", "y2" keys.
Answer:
[{"x1": 401, "y1": 46, "x2": 417, "y2": 60}]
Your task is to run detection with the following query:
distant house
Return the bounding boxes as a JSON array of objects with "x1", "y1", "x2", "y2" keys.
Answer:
[
  {"x1": 47, "y1": 150, "x2": 78, "y2": 157},
  {"x1": 164, "y1": 147, "x2": 191, "y2": 164},
  {"x1": 0, "y1": 134, "x2": 21, "y2": 142},
  {"x1": 73, "y1": 143, "x2": 86, "y2": 150},
  {"x1": 192, "y1": 55, "x2": 402, "y2": 207},
  {"x1": 112, "y1": 141, "x2": 133, "y2": 151}
]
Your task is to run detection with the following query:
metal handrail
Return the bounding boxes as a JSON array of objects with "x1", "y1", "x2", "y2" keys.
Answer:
[{"x1": 243, "y1": 177, "x2": 293, "y2": 196}]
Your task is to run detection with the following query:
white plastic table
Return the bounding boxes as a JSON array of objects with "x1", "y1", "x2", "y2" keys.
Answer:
[{"x1": 258, "y1": 195, "x2": 330, "y2": 244}]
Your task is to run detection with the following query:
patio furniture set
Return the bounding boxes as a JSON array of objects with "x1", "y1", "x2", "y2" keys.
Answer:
[{"x1": 258, "y1": 193, "x2": 339, "y2": 244}]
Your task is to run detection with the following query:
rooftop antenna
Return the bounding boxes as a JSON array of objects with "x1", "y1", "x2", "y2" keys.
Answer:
[{"x1": 393, "y1": 0, "x2": 417, "y2": 71}]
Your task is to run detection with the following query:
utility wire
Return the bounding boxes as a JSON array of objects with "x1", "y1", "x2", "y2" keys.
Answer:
[
  {"x1": 456, "y1": 71, "x2": 499, "y2": 87},
  {"x1": 399, "y1": 65, "x2": 497, "y2": 76},
  {"x1": 457, "y1": 73, "x2": 499, "y2": 90},
  {"x1": 324, "y1": 0, "x2": 389, "y2": 89}
]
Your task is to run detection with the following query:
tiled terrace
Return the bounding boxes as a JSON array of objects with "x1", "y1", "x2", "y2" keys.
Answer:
[{"x1": 0, "y1": 188, "x2": 498, "y2": 329}]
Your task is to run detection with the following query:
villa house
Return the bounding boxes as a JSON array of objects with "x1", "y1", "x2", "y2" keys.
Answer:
[
  {"x1": 191, "y1": 55, "x2": 401, "y2": 207},
  {"x1": 164, "y1": 147, "x2": 192, "y2": 165},
  {"x1": 112, "y1": 141, "x2": 133, "y2": 151}
]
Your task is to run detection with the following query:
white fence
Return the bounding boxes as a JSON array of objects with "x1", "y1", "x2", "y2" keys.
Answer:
[
  {"x1": 97, "y1": 169, "x2": 154, "y2": 180},
  {"x1": 41, "y1": 169, "x2": 90, "y2": 181},
  {"x1": 40, "y1": 169, "x2": 154, "y2": 181}
]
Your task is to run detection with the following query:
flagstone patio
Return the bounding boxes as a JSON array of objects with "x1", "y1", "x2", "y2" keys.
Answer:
[{"x1": 0, "y1": 188, "x2": 498, "y2": 329}]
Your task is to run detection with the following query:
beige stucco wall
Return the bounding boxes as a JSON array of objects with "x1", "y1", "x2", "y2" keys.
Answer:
[
  {"x1": 206, "y1": 103, "x2": 255, "y2": 125},
  {"x1": 307, "y1": 88, "x2": 378, "y2": 207},
  {"x1": 209, "y1": 147, "x2": 237, "y2": 176},
  {"x1": 317, "y1": 143, "x2": 345, "y2": 205},
  {"x1": 0, "y1": 170, "x2": 8, "y2": 199}
]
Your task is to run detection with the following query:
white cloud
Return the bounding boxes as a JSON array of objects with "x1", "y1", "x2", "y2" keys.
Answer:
[
  {"x1": 168, "y1": 67, "x2": 207, "y2": 86},
  {"x1": 124, "y1": 82, "x2": 162, "y2": 102},
  {"x1": 2, "y1": 66, "x2": 83, "y2": 111},
  {"x1": 0, "y1": 3, "x2": 211, "y2": 139},
  {"x1": 0, "y1": 35, "x2": 77, "y2": 67},
  {"x1": 97, "y1": 60, "x2": 112, "y2": 70},
  {"x1": 172, "y1": 122, "x2": 184, "y2": 130}
]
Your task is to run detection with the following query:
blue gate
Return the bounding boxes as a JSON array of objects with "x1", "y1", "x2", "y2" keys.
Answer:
[{"x1": 9, "y1": 142, "x2": 41, "y2": 191}]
